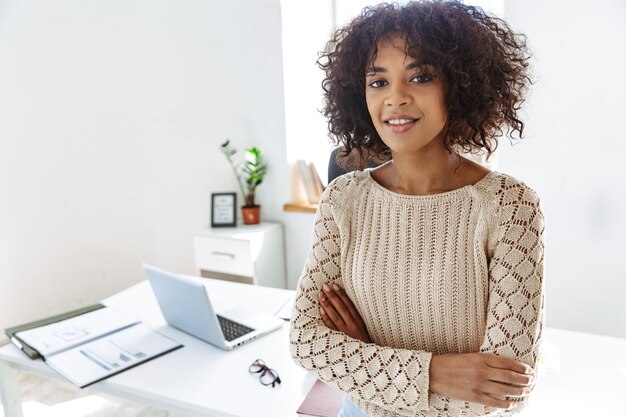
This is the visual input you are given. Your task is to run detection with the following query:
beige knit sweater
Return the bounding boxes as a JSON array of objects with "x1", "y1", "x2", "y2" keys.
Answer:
[{"x1": 289, "y1": 169, "x2": 545, "y2": 417}]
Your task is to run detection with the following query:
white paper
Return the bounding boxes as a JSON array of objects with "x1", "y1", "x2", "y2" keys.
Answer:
[
  {"x1": 16, "y1": 308, "x2": 140, "y2": 357},
  {"x1": 45, "y1": 323, "x2": 181, "y2": 388},
  {"x1": 275, "y1": 296, "x2": 294, "y2": 321}
]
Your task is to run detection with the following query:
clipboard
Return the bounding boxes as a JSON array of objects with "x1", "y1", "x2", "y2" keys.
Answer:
[{"x1": 4, "y1": 303, "x2": 105, "y2": 359}]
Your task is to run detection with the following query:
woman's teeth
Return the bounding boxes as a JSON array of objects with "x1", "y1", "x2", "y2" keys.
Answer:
[{"x1": 387, "y1": 119, "x2": 414, "y2": 125}]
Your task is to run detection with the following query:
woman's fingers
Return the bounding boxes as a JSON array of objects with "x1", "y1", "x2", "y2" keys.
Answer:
[
  {"x1": 487, "y1": 368, "x2": 534, "y2": 387},
  {"x1": 485, "y1": 354, "x2": 533, "y2": 376},
  {"x1": 318, "y1": 291, "x2": 345, "y2": 327},
  {"x1": 481, "y1": 354, "x2": 535, "y2": 392},
  {"x1": 332, "y1": 284, "x2": 364, "y2": 323},
  {"x1": 319, "y1": 307, "x2": 338, "y2": 331},
  {"x1": 322, "y1": 283, "x2": 353, "y2": 322},
  {"x1": 482, "y1": 380, "x2": 530, "y2": 397}
]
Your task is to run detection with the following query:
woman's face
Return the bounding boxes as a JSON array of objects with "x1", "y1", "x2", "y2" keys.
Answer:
[{"x1": 365, "y1": 35, "x2": 448, "y2": 156}]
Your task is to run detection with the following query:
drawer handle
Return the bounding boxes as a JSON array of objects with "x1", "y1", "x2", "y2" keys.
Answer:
[{"x1": 210, "y1": 251, "x2": 235, "y2": 260}]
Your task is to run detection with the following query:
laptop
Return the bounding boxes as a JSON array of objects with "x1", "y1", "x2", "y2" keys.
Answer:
[{"x1": 143, "y1": 264, "x2": 283, "y2": 351}]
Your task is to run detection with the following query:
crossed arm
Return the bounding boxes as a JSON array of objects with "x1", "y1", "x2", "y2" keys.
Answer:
[{"x1": 318, "y1": 284, "x2": 535, "y2": 410}]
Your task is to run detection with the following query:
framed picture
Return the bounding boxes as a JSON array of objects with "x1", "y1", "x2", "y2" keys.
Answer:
[{"x1": 211, "y1": 192, "x2": 237, "y2": 227}]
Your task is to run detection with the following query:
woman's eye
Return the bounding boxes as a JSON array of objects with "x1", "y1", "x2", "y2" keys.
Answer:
[
  {"x1": 411, "y1": 74, "x2": 434, "y2": 84},
  {"x1": 368, "y1": 80, "x2": 387, "y2": 88}
]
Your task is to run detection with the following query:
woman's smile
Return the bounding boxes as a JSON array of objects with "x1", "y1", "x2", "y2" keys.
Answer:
[{"x1": 384, "y1": 115, "x2": 420, "y2": 134}]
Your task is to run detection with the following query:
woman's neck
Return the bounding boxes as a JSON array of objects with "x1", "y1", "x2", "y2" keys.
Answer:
[
  {"x1": 370, "y1": 140, "x2": 492, "y2": 196},
  {"x1": 390, "y1": 150, "x2": 462, "y2": 194}
]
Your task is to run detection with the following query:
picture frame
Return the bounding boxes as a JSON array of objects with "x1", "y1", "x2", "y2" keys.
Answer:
[{"x1": 211, "y1": 192, "x2": 237, "y2": 227}]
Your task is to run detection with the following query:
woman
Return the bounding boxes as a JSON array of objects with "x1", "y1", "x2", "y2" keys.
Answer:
[{"x1": 290, "y1": 2, "x2": 544, "y2": 416}]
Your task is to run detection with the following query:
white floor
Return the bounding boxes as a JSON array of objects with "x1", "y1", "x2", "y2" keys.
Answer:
[{"x1": 1, "y1": 371, "x2": 168, "y2": 417}]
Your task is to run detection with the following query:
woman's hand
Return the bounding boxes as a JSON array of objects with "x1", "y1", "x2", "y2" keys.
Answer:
[
  {"x1": 318, "y1": 283, "x2": 372, "y2": 343},
  {"x1": 429, "y1": 353, "x2": 535, "y2": 410}
]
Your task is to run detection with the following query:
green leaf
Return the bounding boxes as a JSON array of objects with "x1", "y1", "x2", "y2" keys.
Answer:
[{"x1": 218, "y1": 139, "x2": 267, "y2": 206}]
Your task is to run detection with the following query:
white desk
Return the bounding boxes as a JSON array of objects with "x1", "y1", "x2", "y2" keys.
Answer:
[
  {"x1": 0, "y1": 278, "x2": 312, "y2": 417},
  {"x1": 1, "y1": 278, "x2": 626, "y2": 417}
]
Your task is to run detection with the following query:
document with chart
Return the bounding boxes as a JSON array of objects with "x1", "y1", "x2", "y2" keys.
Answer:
[{"x1": 13, "y1": 307, "x2": 182, "y2": 387}]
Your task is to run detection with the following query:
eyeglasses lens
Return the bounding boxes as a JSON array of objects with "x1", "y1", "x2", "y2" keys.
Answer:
[
  {"x1": 249, "y1": 360, "x2": 265, "y2": 373},
  {"x1": 260, "y1": 368, "x2": 280, "y2": 386}
]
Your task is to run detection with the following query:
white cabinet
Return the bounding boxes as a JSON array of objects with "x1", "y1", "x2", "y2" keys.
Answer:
[{"x1": 193, "y1": 222, "x2": 286, "y2": 288}]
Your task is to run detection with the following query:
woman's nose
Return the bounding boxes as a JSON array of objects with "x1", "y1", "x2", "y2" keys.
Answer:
[{"x1": 385, "y1": 84, "x2": 411, "y2": 107}]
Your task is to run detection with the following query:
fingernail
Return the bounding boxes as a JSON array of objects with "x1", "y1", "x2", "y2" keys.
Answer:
[
  {"x1": 318, "y1": 293, "x2": 325, "y2": 302},
  {"x1": 323, "y1": 284, "x2": 330, "y2": 292},
  {"x1": 332, "y1": 283, "x2": 340, "y2": 291}
]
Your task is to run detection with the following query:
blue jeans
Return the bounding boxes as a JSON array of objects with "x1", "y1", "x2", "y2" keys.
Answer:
[{"x1": 337, "y1": 396, "x2": 370, "y2": 417}]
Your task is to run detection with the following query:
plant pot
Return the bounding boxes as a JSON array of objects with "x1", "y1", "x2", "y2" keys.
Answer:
[{"x1": 242, "y1": 205, "x2": 261, "y2": 225}]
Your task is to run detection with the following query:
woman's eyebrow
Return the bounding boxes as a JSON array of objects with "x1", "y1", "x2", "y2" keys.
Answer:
[
  {"x1": 406, "y1": 61, "x2": 427, "y2": 70},
  {"x1": 365, "y1": 65, "x2": 386, "y2": 74},
  {"x1": 365, "y1": 61, "x2": 426, "y2": 74}
]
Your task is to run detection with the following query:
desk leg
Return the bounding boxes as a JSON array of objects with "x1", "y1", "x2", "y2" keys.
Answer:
[{"x1": 0, "y1": 361, "x2": 23, "y2": 417}]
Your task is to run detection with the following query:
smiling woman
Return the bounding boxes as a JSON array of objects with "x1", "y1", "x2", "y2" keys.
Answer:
[{"x1": 289, "y1": 2, "x2": 543, "y2": 417}]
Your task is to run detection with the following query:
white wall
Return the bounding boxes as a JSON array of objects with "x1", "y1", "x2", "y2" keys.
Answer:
[
  {"x1": 281, "y1": 0, "x2": 335, "y2": 180},
  {"x1": 501, "y1": 0, "x2": 626, "y2": 338},
  {"x1": 0, "y1": 0, "x2": 290, "y2": 339}
]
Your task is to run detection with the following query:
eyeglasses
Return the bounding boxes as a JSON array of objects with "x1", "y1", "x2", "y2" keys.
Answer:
[{"x1": 249, "y1": 359, "x2": 281, "y2": 387}]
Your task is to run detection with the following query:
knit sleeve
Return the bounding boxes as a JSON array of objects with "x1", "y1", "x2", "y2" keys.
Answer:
[
  {"x1": 289, "y1": 177, "x2": 432, "y2": 415},
  {"x1": 479, "y1": 181, "x2": 545, "y2": 406},
  {"x1": 429, "y1": 180, "x2": 545, "y2": 416}
]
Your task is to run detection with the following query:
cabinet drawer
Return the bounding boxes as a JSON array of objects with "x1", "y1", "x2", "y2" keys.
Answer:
[{"x1": 193, "y1": 236, "x2": 254, "y2": 277}]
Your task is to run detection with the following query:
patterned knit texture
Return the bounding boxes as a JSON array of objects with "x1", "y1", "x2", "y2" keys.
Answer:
[{"x1": 289, "y1": 169, "x2": 545, "y2": 417}]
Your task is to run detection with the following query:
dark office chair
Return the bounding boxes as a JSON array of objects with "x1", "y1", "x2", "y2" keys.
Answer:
[{"x1": 328, "y1": 147, "x2": 390, "y2": 183}]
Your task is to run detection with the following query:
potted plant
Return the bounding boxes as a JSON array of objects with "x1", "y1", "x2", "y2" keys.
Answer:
[{"x1": 220, "y1": 139, "x2": 268, "y2": 225}]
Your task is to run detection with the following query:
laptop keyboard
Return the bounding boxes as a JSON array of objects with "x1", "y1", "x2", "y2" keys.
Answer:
[{"x1": 217, "y1": 315, "x2": 254, "y2": 342}]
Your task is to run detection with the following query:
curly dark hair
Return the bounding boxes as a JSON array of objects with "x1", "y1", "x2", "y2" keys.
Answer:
[{"x1": 318, "y1": 0, "x2": 531, "y2": 161}]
